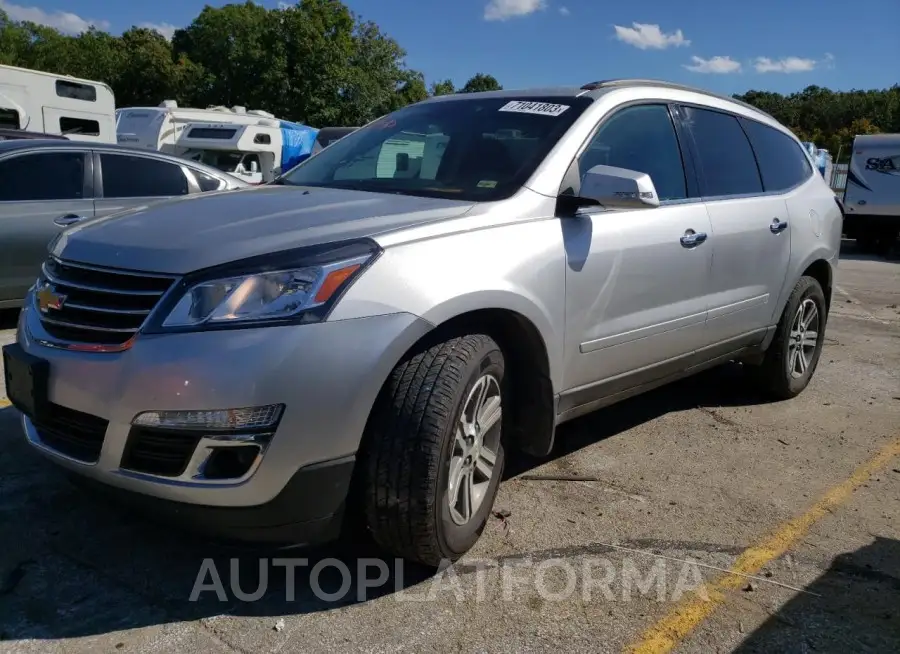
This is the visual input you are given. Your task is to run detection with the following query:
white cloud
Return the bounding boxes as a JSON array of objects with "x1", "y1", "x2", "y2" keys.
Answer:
[
  {"x1": 0, "y1": 0, "x2": 110, "y2": 33},
  {"x1": 683, "y1": 55, "x2": 742, "y2": 74},
  {"x1": 613, "y1": 22, "x2": 689, "y2": 50},
  {"x1": 484, "y1": 0, "x2": 546, "y2": 22},
  {"x1": 753, "y1": 56, "x2": 817, "y2": 73},
  {"x1": 559, "y1": 6, "x2": 570, "y2": 16},
  {"x1": 139, "y1": 22, "x2": 177, "y2": 40}
]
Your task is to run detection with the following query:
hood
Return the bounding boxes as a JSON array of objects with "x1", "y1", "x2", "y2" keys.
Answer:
[{"x1": 53, "y1": 186, "x2": 475, "y2": 274}]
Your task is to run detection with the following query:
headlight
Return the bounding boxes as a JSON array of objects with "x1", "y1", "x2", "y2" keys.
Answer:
[{"x1": 149, "y1": 240, "x2": 379, "y2": 332}]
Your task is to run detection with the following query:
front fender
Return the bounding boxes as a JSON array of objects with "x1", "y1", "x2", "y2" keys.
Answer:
[{"x1": 330, "y1": 222, "x2": 568, "y2": 389}]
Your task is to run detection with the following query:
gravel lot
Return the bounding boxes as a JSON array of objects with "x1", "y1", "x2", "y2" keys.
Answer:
[{"x1": 1, "y1": 242, "x2": 898, "y2": 654}]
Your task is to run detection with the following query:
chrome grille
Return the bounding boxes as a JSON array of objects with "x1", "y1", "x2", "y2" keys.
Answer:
[{"x1": 37, "y1": 258, "x2": 176, "y2": 345}]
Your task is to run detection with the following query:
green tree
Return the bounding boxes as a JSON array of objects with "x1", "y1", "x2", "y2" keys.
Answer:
[
  {"x1": 430, "y1": 79, "x2": 455, "y2": 96},
  {"x1": 114, "y1": 28, "x2": 203, "y2": 107},
  {"x1": 3, "y1": 2, "x2": 897, "y2": 140},
  {"x1": 0, "y1": 10, "x2": 31, "y2": 66},
  {"x1": 735, "y1": 84, "x2": 900, "y2": 162},
  {"x1": 390, "y1": 70, "x2": 429, "y2": 111},
  {"x1": 171, "y1": 1, "x2": 279, "y2": 110},
  {"x1": 460, "y1": 73, "x2": 502, "y2": 94}
]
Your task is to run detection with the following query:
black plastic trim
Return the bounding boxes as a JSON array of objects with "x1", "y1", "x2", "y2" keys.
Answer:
[{"x1": 67, "y1": 455, "x2": 357, "y2": 545}]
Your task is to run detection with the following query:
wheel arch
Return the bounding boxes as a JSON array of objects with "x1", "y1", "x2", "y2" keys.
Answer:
[
  {"x1": 415, "y1": 307, "x2": 557, "y2": 458},
  {"x1": 801, "y1": 257, "x2": 834, "y2": 315},
  {"x1": 776, "y1": 249, "x2": 836, "y2": 321},
  {"x1": 361, "y1": 302, "x2": 559, "y2": 462}
]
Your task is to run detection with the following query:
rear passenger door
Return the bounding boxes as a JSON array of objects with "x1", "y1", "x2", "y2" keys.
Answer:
[
  {"x1": 93, "y1": 152, "x2": 193, "y2": 217},
  {"x1": 678, "y1": 105, "x2": 791, "y2": 346},
  {"x1": 0, "y1": 149, "x2": 94, "y2": 303},
  {"x1": 738, "y1": 118, "x2": 818, "y2": 325}
]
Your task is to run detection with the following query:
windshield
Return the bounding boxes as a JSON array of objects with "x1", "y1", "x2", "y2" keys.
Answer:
[{"x1": 278, "y1": 96, "x2": 593, "y2": 201}]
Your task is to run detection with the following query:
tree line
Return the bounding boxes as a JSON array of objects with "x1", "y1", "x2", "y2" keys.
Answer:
[
  {"x1": 2, "y1": 0, "x2": 897, "y2": 157},
  {"x1": 735, "y1": 86, "x2": 899, "y2": 160},
  {"x1": 0, "y1": 0, "x2": 501, "y2": 127}
]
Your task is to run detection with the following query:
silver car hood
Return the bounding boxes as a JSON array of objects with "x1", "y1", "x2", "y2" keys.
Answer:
[{"x1": 52, "y1": 186, "x2": 475, "y2": 274}]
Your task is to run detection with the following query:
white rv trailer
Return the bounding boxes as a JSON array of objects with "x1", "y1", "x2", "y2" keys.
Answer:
[
  {"x1": 116, "y1": 101, "x2": 318, "y2": 183},
  {"x1": 0, "y1": 64, "x2": 116, "y2": 142},
  {"x1": 843, "y1": 133, "x2": 900, "y2": 252},
  {"x1": 175, "y1": 121, "x2": 283, "y2": 184}
]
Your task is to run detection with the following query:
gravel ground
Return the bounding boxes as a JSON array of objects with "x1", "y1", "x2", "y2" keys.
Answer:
[{"x1": 0, "y1": 242, "x2": 898, "y2": 654}]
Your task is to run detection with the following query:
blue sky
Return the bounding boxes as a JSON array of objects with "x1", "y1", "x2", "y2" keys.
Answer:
[{"x1": 2, "y1": 0, "x2": 897, "y2": 95}]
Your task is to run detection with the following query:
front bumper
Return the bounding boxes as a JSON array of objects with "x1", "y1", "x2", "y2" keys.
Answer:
[{"x1": 12, "y1": 301, "x2": 431, "y2": 539}]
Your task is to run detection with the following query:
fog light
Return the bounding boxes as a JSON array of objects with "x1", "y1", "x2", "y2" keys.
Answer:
[
  {"x1": 132, "y1": 404, "x2": 284, "y2": 431},
  {"x1": 203, "y1": 445, "x2": 262, "y2": 480}
]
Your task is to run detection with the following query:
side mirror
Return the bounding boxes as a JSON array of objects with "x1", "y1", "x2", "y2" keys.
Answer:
[
  {"x1": 578, "y1": 165, "x2": 660, "y2": 210},
  {"x1": 249, "y1": 160, "x2": 259, "y2": 173}
]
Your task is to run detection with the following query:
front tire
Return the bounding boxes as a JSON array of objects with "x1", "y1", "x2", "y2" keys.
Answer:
[
  {"x1": 751, "y1": 276, "x2": 827, "y2": 399},
  {"x1": 361, "y1": 334, "x2": 506, "y2": 567}
]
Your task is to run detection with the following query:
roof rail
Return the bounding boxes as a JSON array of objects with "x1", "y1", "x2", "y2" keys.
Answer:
[{"x1": 579, "y1": 78, "x2": 774, "y2": 120}]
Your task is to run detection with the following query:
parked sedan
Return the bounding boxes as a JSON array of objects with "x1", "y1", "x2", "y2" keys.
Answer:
[
  {"x1": 0, "y1": 140, "x2": 247, "y2": 308},
  {"x1": 0, "y1": 128, "x2": 68, "y2": 141}
]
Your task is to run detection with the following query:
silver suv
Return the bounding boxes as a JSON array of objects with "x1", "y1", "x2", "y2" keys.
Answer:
[{"x1": 3, "y1": 80, "x2": 842, "y2": 566}]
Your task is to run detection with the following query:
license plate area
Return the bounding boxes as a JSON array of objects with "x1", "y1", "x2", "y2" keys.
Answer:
[{"x1": 2, "y1": 343, "x2": 49, "y2": 417}]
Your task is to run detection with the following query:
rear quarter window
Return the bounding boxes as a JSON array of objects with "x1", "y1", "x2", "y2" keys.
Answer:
[{"x1": 740, "y1": 118, "x2": 813, "y2": 192}]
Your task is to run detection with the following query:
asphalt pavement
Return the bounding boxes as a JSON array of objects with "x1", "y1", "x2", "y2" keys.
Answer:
[{"x1": 0, "y1": 242, "x2": 898, "y2": 654}]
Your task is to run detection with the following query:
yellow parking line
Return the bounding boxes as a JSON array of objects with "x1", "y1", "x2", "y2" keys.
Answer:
[
  {"x1": 0, "y1": 398, "x2": 10, "y2": 408},
  {"x1": 625, "y1": 435, "x2": 900, "y2": 654}
]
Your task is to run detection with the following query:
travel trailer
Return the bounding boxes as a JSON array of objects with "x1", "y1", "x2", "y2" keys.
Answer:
[
  {"x1": 115, "y1": 101, "x2": 318, "y2": 183},
  {"x1": 0, "y1": 64, "x2": 116, "y2": 142},
  {"x1": 843, "y1": 133, "x2": 900, "y2": 252}
]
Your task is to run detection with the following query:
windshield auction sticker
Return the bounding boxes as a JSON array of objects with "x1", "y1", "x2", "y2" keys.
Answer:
[{"x1": 498, "y1": 101, "x2": 570, "y2": 117}]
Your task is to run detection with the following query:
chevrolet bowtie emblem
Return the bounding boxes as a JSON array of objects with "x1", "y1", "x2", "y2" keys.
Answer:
[{"x1": 37, "y1": 285, "x2": 67, "y2": 313}]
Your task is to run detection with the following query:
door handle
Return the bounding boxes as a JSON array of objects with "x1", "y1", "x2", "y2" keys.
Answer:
[
  {"x1": 770, "y1": 218, "x2": 788, "y2": 234},
  {"x1": 680, "y1": 229, "x2": 708, "y2": 248},
  {"x1": 54, "y1": 213, "x2": 88, "y2": 227}
]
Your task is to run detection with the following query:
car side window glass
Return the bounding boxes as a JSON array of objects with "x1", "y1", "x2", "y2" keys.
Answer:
[
  {"x1": 192, "y1": 169, "x2": 225, "y2": 192},
  {"x1": 739, "y1": 118, "x2": 813, "y2": 192},
  {"x1": 100, "y1": 154, "x2": 190, "y2": 198},
  {"x1": 0, "y1": 151, "x2": 85, "y2": 201},
  {"x1": 578, "y1": 104, "x2": 687, "y2": 201},
  {"x1": 681, "y1": 106, "x2": 763, "y2": 197}
]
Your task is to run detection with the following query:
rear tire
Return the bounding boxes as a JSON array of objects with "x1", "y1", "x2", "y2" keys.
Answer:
[
  {"x1": 749, "y1": 276, "x2": 826, "y2": 400},
  {"x1": 361, "y1": 334, "x2": 506, "y2": 567}
]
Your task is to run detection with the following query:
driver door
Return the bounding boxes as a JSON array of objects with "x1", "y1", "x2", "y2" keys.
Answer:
[{"x1": 560, "y1": 103, "x2": 713, "y2": 406}]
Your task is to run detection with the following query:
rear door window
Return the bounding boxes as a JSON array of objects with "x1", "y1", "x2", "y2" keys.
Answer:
[
  {"x1": 100, "y1": 154, "x2": 190, "y2": 197},
  {"x1": 739, "y1": 118, "x2": 813, "y2": 192},
  {"x1": 681, "y1": 106, "x2": 763, "y2": 197},
  {"x1": 0, "y1": 151, "x2": 86, "y2": 201}
]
